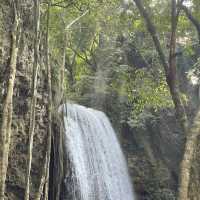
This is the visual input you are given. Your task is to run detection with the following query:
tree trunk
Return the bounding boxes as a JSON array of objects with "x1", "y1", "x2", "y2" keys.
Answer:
[
  {"x1": 24, "y1": 0, "x2": 40, "y2": 199},
  {"x1": 178, "y1": 109, "x2": 200, "y2": 200},
  {"x1": 35, "y1": 2, "x2": 52, "y2": 199},
  {"x1": 60, "y1": 33, "x2": 67, "y2": 101},
  {"x1": 168, "y1": 0, "x2": 188, "y2": 133},
  {"x1": 44, "y1": 1, "x2": 53, "y2": 198},
  {"x1": 132, "y1": 0, "x2": 187, "y2": 132},
  {"x1": 132, "y1": 1, "x2": 199, "y2": 199},
  {"x1": 0, "y1": 1, "x2": 21, "y2": 199}
]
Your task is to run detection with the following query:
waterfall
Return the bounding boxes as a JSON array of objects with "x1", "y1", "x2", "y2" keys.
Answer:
[{"x1": 62, "y1": 103, "x2": 135, "y2": 200}]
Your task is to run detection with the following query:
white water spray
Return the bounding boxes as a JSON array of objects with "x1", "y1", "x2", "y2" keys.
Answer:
[{"x1": 63, "y1": 103, "x2": 135, "y2": 200}]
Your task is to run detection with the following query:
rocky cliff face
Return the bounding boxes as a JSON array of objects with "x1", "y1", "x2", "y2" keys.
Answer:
[{"x1": 0, "y1": 2, "x2": 49, "y2": 199}]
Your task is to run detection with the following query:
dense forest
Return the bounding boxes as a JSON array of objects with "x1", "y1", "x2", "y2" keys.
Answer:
[{"x1": 0, "y1": 0, "x2": 200, "y2": 199}]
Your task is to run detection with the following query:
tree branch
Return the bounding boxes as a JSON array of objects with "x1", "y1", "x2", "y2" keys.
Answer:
[
  {"x1": 133, "y1": 0, "x2": 169, "y2": 74},
  {"x1": 68, "y1": 46, "x2": 93, "y2": 67},
  {"x1": 65, "y1": 10, "x2": 89, "y2": 30},
  {"x1": 180, "y1": 4, "x2": 200, "y2": 43}
]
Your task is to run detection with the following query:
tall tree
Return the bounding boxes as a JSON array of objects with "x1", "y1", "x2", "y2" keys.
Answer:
[
  {"x1": 44, "y1": 0, "x2": 53, "y2": 198},
  {"x1": 132, "y1": 0, "x2": 187, "y2": 133},
  {"x1": 132, "y1": 0, "x2": 200, "y2": 199},
  {"x1": 0, "y1": 1, "x2": 21, "y2": 199},
  {"x1": 178, "y1": 110, "x2": 200, "y2": 200},
  {"x1": 35, "y1": 1, "x2": 53, "y2": 199},
  {"x1": 24, "y1": 0, "x2": 40, "y2": 199}
]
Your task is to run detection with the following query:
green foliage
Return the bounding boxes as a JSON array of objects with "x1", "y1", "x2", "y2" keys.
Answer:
[
  {"x1": 141, "y1": 163, "x2": 176, "y2": 200},
  {"x1": 113, "y1": 66, "x2": 173, "y2": 128},
  {"x1": 40, "y1": 0, "x2": 200, "y2": 198},
  {"x1": 47, "y1": 0, "x2": 198, "y2": 127}
]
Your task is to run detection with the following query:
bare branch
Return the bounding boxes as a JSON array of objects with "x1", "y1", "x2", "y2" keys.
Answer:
[
  {"x1": 133, "y1": 0, "x2": 169, "y2": 74},
  {"x1": 65, "y1": 10, "x2": 89, "y2": 30}
]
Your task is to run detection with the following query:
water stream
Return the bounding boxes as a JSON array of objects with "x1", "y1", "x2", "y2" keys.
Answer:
[{"x1": 63, "y1": 103, "x2": 135, "y2": 200}]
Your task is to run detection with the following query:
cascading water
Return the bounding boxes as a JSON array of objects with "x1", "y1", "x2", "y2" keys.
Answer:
[{"x1": 62, "y1": 103, "x2": 135, "y2": 200}]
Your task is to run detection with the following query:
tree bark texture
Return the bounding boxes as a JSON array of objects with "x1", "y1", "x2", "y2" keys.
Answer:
[{"x1": 24, "y1": 0, "x2": 40, "y2": 199}]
